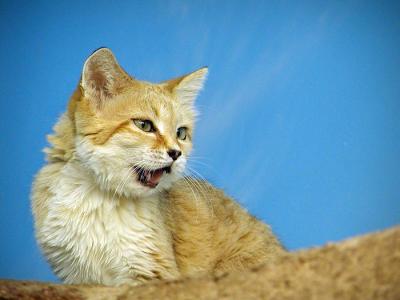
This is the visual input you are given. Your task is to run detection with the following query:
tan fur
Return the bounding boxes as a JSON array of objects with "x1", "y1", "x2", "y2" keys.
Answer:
[
  {"x1": 32, "y1": 48, "x2": 284, "y2": 286},
  {"x1": 163, "y1": 180, "x2": 284, "y2": 276}
]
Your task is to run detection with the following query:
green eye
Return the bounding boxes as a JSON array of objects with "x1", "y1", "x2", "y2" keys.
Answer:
[
  {"x1": 133, "y1": 119, "x2": 155, "y2": 132},
  {"x1": 177, "y1": 127, "x2": 187, "y2": 140}
]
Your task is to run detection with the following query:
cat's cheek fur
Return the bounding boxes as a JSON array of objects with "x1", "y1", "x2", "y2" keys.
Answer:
[
  {"x1": 74, "y1": 136, "x2": 144, "y2": 198},
  {"x1": 74, "y1": 135, "x2": 186, "y2": 198}
]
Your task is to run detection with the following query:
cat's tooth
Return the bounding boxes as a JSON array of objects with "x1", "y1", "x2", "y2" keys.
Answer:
[{"x1": 146, "y1": 171, "x2": 151, "y2": 182}]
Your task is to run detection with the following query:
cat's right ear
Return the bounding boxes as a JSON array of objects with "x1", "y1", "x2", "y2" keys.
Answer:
[
  {"x1": 80, "y1": 48, "x2": 132, "y2": 106},
  {"x1": 163, "y1": 67, "x2": 208, "y2": 106}
]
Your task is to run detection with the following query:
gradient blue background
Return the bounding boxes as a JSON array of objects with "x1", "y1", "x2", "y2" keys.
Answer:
[{"x1": 1, "y1": 1, "x2": 399, "y2": 282}]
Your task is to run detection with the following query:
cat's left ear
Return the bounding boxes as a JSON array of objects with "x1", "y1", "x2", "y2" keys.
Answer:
[
  {"x1": 163, "y1": 67, "x2": 208, "y2": 105},
  {"x1": 80, "y1": 48, "x2": 132, "y2": 106}
]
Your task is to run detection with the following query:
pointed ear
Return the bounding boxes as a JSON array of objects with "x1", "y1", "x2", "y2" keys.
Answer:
[
  {"x1": 163, "y1": 67, "x2": 208, "y2": 105},
  {"x1": 81, "y1": 48, "x2": 132, "y2": 105}
]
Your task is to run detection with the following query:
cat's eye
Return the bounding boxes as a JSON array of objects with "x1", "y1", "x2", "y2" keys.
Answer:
[
  {"x1": 177, "y1": 127, "x2": 187, "y2": 140},
  {"x1": 133, "y1": 119, "x2": 155, "y2": 132}
]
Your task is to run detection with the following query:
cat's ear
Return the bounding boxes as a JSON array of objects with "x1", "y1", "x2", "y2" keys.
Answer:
[
  {"x1": 163, "y1": 67, "x2": 208, "y2": 105},
  {"x1": 81, "y1": 48, "x2": 132, "y2": 105}
]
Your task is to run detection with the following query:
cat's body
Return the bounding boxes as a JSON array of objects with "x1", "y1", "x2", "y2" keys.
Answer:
[{"x1": 32, "y1": 48, "x2": 284, "y2": 286}]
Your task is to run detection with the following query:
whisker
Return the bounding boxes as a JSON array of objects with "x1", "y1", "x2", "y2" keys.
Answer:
[
  {"x1": 182, "y1": 176, "x2": 200, "y2": 222},
  {"x1": 183, "y1": 169, "x2": 215, "y2": 217}
]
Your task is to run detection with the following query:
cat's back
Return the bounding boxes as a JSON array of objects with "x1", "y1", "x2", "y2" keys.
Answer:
[{"x1": 163, "y1": 178, "x2": 285, "y2": 276}]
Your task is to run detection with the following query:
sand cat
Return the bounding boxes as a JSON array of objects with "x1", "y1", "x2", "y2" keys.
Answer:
[{"x1": 31, "y1": 48, "x2": 284, "y2": 285}]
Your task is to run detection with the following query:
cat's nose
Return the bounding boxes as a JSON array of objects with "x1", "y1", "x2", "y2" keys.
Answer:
[{"x1": 167, "y1": 149, "x2": 182, "y2": 161}]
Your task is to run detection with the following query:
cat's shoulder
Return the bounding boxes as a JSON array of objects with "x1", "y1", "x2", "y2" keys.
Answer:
[
  {"x1": 164, "y1": 177, "x2": 240, "y2": 216},
  {"x1": 166, "y1": 177, "x2": 225, "y2": 200}
]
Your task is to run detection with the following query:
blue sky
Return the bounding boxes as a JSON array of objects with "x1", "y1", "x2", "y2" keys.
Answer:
[{"x1": 0, "y1": 1, "x2": 399, "y2": 282}]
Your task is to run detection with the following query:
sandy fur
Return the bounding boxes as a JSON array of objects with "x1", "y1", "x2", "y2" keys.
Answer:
[{"x1": 31, "y1": 48, "x2": 284, "y2": 286}]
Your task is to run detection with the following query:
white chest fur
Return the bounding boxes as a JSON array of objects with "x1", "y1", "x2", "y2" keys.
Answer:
[{"x1": 38, "y1": 162, "x2": 178, "y2": 285}]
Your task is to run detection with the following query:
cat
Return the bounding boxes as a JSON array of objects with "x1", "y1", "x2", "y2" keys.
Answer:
[{"x1": 31, "y1": 48, "x2": 285, "y2": 286}]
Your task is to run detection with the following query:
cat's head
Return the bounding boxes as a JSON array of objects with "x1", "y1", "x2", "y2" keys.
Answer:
[{"x1": 71, "y1": 48, "x2": 207, "y2": 198}]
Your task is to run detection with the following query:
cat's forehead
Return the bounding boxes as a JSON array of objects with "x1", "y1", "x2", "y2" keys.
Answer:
[
  {"x1": 127, "y1": 84, "x2": 178, "y2": 118},
  {"x1": 101, "y1": 83, "x2": 193, "y2": 126}
]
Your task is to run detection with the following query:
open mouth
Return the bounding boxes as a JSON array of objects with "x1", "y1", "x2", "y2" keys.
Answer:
[{"x1": 133, "y1": 165, "x2": 171, "y2": 188}]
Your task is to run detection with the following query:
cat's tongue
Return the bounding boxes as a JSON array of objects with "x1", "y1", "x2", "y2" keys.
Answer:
[
  {"x1": 138, "y1": 168, "x2": 165, "y2": 188},
  {"x1": 146, "y1": 169, "x2": 164, "y2": 187}
]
